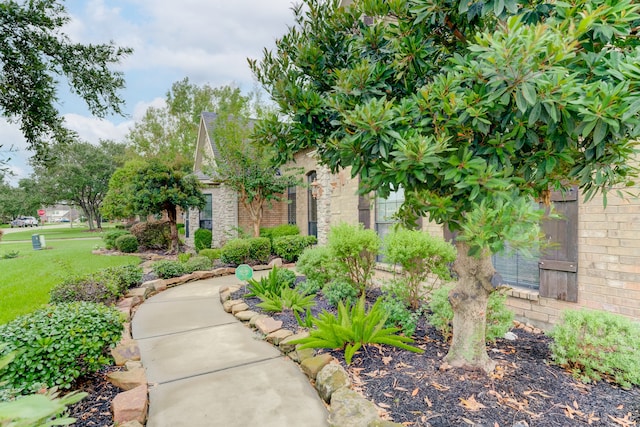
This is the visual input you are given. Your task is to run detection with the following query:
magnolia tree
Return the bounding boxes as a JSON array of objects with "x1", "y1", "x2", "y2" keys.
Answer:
[{"x1": 251, "y1": 0, "x2": 640, "y2": 372}]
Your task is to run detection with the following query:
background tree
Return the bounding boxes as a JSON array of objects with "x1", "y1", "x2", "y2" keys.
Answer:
[
  {"x1": 0, "y1": 0, "x2": 131, "y2": 163},
  {"x1": 0, "y1": 178, "x2": 41, "y2": 222},
  {"x1": 252, "y1": 0, "x2": 640, "y2": 372},
  {"x1": 207, "y1": 86, "x2": 301, "y2": 237},
  {"x1": 102, "y1": 159, "x2": 205, "y2": 252},
  {"x1": 127, "y1": 78, "x2": 233, "y2": 168},
  {"x1": 34, "y1": 140, "x2": 125, "y2": 230}
]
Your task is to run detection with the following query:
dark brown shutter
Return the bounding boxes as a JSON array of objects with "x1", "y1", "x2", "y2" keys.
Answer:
[
  {"x1": 539, "y1": 187, "x2": 579, "y2": 302},
  {"x1": 358, "y1": 193, "x2": 371, "y2": 229}
]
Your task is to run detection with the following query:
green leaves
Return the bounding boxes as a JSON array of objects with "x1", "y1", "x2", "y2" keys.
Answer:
[{"x1": 293, "y1": 296, "x2": 423, "y2": 364}]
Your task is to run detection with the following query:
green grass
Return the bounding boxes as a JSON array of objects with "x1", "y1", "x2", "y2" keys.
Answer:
[
  {"x1": 0, "y1": 225, "x2": 105, "y2": 242},
  {"x1": 0, "y1": 238, "x2": 139, "y2": 325}
]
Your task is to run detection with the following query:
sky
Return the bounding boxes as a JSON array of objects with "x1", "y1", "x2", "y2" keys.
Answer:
[{"x1": 1, "y1": 0, "x2": 298, "y2": 184}]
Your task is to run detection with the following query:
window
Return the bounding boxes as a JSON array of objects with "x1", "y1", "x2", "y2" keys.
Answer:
[
  {"x1": 492, "y1": 244, "x2": 540, "y2": 290},
  {"x1": 199, "y1": 194, "x2": 212, "y2": 230},
  {"x1": 375, "y1": 188, "x2": 405, "y2": 242},
  {"x1": 307, "y1": 172, "x2": 318, "y2": 237},
  {"x1": 288, "y1": 185, "x2": 297, "y2": 225}
]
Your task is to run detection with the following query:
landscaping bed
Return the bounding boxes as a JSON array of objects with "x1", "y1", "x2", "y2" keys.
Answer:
[{"x1": 236, "y1": 288, "x2": 640, "y2": 427}]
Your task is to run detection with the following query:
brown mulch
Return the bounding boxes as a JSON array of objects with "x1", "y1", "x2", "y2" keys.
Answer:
[{"x1": 65, "y1": 285, "x2": 640, "y2": 427}]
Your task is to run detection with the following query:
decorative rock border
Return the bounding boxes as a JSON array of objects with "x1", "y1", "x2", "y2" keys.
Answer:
[
  {"x1": 220, "y1": 284, "x2": 403, "y2": 427},
  {"x1": 107, "y1": 266, "x2": 236, "y2": 425}
]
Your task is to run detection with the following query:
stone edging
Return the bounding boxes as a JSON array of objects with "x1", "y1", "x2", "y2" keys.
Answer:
[
  {"x1": 220, "y1": 284, "x2": 403, "y2": 427},
  {"x1": 106, "y1": 264, "x2": 401, "y2": 427},
  {"x1": 106, "y1": 267, "x2": 237, "y2": 426}
]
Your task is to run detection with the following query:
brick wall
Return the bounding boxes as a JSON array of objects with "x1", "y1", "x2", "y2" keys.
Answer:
[{"x1": 237, "y1": 197, "x2": 288, "y2": 235}]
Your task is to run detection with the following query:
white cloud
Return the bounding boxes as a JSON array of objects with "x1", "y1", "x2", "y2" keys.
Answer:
[{"x1": 62, "y1": 114, "x2": 133, "y2": 144}]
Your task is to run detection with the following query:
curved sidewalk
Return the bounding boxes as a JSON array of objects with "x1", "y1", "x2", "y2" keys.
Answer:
[{"x1": 131, "y1": 274, "x2": 329, "y2": 427}]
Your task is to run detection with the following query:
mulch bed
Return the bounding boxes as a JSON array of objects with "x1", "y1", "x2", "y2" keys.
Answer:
[
  {"x1": 67, "y1": 366, "x2": 123, "y2": 427},
  {"x1": 65, "y1": 282, "x2": 640, "y2": 427},
  {"x1": 234, "y1": 286, "x2": 640, "y2": 427}
]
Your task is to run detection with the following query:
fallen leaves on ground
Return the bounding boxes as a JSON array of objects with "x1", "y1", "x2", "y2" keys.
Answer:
[{"x1": 459, "y1": 394, "x2": 486, "y2": 411}]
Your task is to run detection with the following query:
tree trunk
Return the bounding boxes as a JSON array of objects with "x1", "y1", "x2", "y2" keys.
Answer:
[
  {"x1": 167, "y1": 206, "x2": 180, "y2": 253},
  {"x1": 444, "y1": 241, "x2": 497, "y2": 373}
]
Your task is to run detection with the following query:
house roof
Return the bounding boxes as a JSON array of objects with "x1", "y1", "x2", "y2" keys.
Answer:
[{"x1": 200, "y1": 112, "x2": 220, "y2": 158}]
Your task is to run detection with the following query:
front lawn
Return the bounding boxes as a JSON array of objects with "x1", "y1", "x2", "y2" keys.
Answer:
[
  {"x1": 0, "y1": 225, "x2": 103, "y2": 242},
  {"x1": 0, "y1": 238, "x2": 139, "y2": 324}
]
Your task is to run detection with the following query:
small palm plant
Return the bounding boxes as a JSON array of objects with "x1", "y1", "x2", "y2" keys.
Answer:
[{"x1": 292, "y1": 296, "x2": 424, "y2": 364}]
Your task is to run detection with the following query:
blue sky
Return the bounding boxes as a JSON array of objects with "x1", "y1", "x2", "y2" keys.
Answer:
[{"x1": 1, "y1": 0, "x2": 297, "y2": 184}]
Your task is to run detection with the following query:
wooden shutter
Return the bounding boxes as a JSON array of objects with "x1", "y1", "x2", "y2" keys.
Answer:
[
  {"x1": 539, "y1": 187, "x2": 579, "y2": 302},
  {"x1": 358, "y1": 193, "x2": 371, "y2": 229}
]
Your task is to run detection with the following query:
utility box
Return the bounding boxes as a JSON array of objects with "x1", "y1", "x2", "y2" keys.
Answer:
[{"x1": 32, "y1": 234, "x2": 42, "y2": 250}]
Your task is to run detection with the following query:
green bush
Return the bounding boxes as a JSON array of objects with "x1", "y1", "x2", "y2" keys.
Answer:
[
  {"x1": 273, "y1": 235, "x2": 317, "y2": 262},
  {"x1": 276, "y1": 268, "x2": 297, "y2": 288},
  {"x1": 292, "y1": 296, "x2": 423, "y2": 364},
  {"x1": 296, "y1": 279, "x2": 323, "y2": 295},
  {"x1": 185, "y1": 256, "x2": 212, "y2": 272},
  {"x1": 382, "y1": 227, "x2": 456, "y2": 309},
  {"x1": 548, "y1": 310, "x2": 640, "y2": 388},
  {"x1": 194, "y1": 228, "x2": 212, "y2": 252},
  {"x1": 177, "y1": 223, "x2": 185, "y2": 235},
  {"x1": 97, "y1": 264, "x2": 143, "y2": 295},
  {"x1": 248, "y1": 237, "x2": 272, "y2": 264},
  {"x1": 221, "y1": 239, "x2": 251, "y2": 265},
  {"x1": 152, "y1": 260, "x2": 188, "y2": 279},
  {"x1": 115, "y1": 234, "x2": 139, "y2": 253},
  {"x1": 103, "y1": 229, "x2": 129, "y2": 250},
  {"x1": 50, "y1": 276, "x2": 115, "y2": 305},
  {"x1": 323, "y1": 279, "x2": 358, "y2": 308},
  {"x1": 130, "y1": 220, "x2": 171, "y2": 250},
  {"x1": 260, "y1": 224, "x2": 300, "y2": 244},
  {"x1": 328, "y1": 222, "x2": 381, "y2": 294},
  {"x1": 296, "y1": 246, "x2": 335, "y2": 288},
  {"x1": 428, "y1": 285, "x2": 513, "y2": 342},
  {"x1": 178, "y1": 252, "x2": 192, "y2": 263},
  {"x1": 199, "y1": 248, "x2": 222, "y2": 262},
  {"x1": 0, "y1": 302, "x2": 123, "y2": 394},
  {"x1": 379, "y1": 293, "x2": 422, "y2": 337}
]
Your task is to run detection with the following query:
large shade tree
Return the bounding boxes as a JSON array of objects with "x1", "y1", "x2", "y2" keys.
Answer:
[
  {"x1": 102, "y1": 159, "x2": 205, "y2": 252},
  {"x1": 251, "y1": 0, "x2": 640, "y2": 372},
  {"x1": 33, "y1": 140, "x2": 125, "y2": 230},
  {"x1": 207, "y1": 86, "x2": 301, "y2": 237},
  {"x1": 0, "y1": 0, "x2": 131, "y2": 163}
]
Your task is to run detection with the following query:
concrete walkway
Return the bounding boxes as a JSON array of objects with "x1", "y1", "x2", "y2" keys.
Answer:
[{"x1": 131, "y1": 274, "x2": 329, "y2": 427}]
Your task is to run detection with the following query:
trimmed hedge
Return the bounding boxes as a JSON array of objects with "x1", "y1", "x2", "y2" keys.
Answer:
[
  {"x1": 273, "y1": 235, "x2": 317, "y2": 262},
  {"x1": 260, "y1": 224, "x2": 300, "y2": 244},
  {"x1": 152, "y1": 260, "x2": 188, "y2": 279},
  {"x1": 194, "y1": 228, "x2": 212, "y2": 252},
  {"x1": 248, "y1": 237, "x2": 271, "y2": 264},
  {"x1": 220, "y1": 239, "x2": 250, "y2": 265},
  {"x1": 115, "y1": 234, "x2": 138, "y2": 253},
  {"x1": 103, "y1": 229, "x2": 129, "y2": 250}
]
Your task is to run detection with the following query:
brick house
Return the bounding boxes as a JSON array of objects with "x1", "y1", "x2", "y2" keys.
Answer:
[{"x1": 189, "y1": 110, "x2": 640, "y2": 329}]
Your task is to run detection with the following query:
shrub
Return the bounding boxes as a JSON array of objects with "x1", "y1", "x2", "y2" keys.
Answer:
[
  {"x1": 382, "y1": 227, "x2": 457, "y2": 309},
  {"x1": 328, "y1": 222, "x2": 381, "y2": 294},
  {"x1": 221, "y1": 239, "x2": 251, "y2": 265},
  {"x1": 130, "y1": 220, "x2": 171, "y2": 250},
  {"x1": 194, "y1": 228, "x2": 212, "y2": 252},
  {"x1": 428, "y1": 285, "x2": 513, "y2": 342},
  {"x1": 1, "y1": 250, "x2": 20, "y2": 259},
  {"x1": 248, "y1": 237, "x2": 271, "y2": 264},
  {"x1": 177, "y1": 223, "x2": 185, "y2": 235},
  {"x1": 276, "y1": 268, "x2": 297, "y2": 288},
  {"x1": 199, "y1": 248, "x2": 222, "y2": 262},
  {"x1": 115, "y1": 234, "x2": 139, "y2": 253},
  {"x1": 178, "y1": 252, "x2": 192, "y2": 263},
  {"x1": 548, "y1": 310, "x2": 640, "y2": 388},
  {"x1": 0, "y1": 302, "x2": 123, "y2": 394},
  {"x1": 152, "y1": 260, "x2": 188, "y2": 279},
  {"x1": 379, "y1": 293, "x2": 422, "y2": 337},
  {"x1": 323, "y1": 279, "x2": 358, "y2": 308},
  {"x1": 260, "y1": 224, "x2": 300, "y2": 245},
  {"x1": 50, "y1": 275, "x2": 115, "y2": 305},
  {"x1": 103, "y1": 229, "x2": 129, "y2": 250},
  {"x1": 292, "y1": 296, "x2": 424, "y2": 364},
  {"x1": 95, "y1": 264, "x2": 143, "y2": 296},
  {"x1": 296, "y1": 279, "x2": 323, "y2": 295},
  {"x1": 296, "y1": 246, "x2": 335, "y2": 288},
  {"x1": 273, "y1": 235, "x2": 317, "y2": 262},
  {"x1": 185, "y1": 256, "x2": 212, "y2": 272}
]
